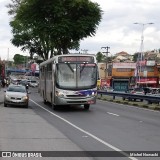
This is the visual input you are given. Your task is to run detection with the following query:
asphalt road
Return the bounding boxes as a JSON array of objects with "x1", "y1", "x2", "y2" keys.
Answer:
[{"x1": 1, "y1": 87, "x2": 160, "y2": 160}]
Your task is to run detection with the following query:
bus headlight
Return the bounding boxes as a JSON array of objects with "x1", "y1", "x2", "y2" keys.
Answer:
[
  {"x1": 55, "y1": 91, "x2": 64, "y2": 97},
  {"x1": 91, "y1": 92, "x2": 97, "y2": 96}
]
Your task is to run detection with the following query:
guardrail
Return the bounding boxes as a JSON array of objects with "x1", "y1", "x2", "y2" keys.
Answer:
[{"x1": 97, "y1": 91, "x2": 160, "y2": 104}]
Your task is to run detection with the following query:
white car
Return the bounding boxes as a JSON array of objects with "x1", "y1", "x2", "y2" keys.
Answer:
[{"x1": 28, "y1": 80, "x2": 39, "y2": 87}]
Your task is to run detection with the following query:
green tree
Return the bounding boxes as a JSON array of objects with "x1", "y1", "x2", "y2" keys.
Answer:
[
  {"x1": 8, "y1": 0, "x2": 102, "y2": 60},
  {"x1": 96, "y1": 52, "x2": 105, "y2": 62},
  {"x1": 13, "y1": 54, "x2": 27, "y2": 65},
  {"x1": 6, "y1": 0, "x2": 21, "y2": 16},
  {"x1": 133, "y1": 52, "x2": 139, "y2": 62}
]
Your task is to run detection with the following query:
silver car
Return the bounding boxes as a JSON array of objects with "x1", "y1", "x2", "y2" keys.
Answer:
[
  {"x1": 28, "y1": 80, "x2": 39, "y2": 87},
  {"x1": 4, "y1": 85, "x2": 29, "y2": 108}
]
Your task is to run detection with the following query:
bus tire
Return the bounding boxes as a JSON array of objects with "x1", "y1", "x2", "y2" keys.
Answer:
[
  {"x1": 44, "y1": 99, "x2": 47, "y2": 104},
  {"x1": 84, "y1": 104, "x2": 90, "y2": 110},
  {"x1": 53, "y1": 105, "x2": 57, "y2": 110}
]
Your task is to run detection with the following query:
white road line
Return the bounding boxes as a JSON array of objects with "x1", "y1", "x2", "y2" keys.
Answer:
[
  {"x1": 107, "y1": 112, "x2": 120, "y2": 117},
  {"x1": 30, "y1": 99, "x2": 138, "y2": 160},
  {"x1": 98, "y1": 99, "x2": 160, "y2": 113}
]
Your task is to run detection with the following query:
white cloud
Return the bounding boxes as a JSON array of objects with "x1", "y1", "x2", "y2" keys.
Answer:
[
  {"x1": 0, "y1": 0, "x2": 160, "y2": 60},
  {"x1": 80, "y1": 0, "x2": 160, "y2": 55}
]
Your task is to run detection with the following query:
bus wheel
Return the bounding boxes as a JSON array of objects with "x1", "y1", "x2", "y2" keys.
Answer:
[
  {"x1": 44, "y1": 99, "x2": 47, "y2": 104},
  {"x1": 52, "y1": 105, "x2": 57, "y2": 110},
  {"x1": 84, "y1": 104, "x2": 90, "y2": 110}
]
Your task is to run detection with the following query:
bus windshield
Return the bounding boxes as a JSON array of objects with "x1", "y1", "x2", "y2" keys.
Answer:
[{"x1": 56, "y1": 63, "x2": 97, "y2": 90}]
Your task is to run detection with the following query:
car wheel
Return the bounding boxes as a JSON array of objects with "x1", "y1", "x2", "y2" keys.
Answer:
[
  {"x1": 25, "y1": 104, "x2": 28, "y2": 108},
  {"x1": 84, "y1": 104, "x2": 90, "y2": 110},
  {"x1": 4, "y1": 102, "x2": 7, "y2": 107}
]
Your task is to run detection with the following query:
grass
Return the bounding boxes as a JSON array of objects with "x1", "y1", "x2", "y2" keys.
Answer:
[{"x1": 98, "y1": 96, "x2": 160, "y2": 111}]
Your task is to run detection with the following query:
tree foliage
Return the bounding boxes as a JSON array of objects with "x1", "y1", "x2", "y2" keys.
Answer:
[
  {"x1": 7, "y1": 0, "x2": 102, "y2": 60},
  {"x1": 13, "y1": 54, "x2": 27, "y2": 65},
  {"x1": 96, "y1": 52, "x2": 105, "y2": 62},
  {"x1": 132, "y1": 52, "x2": 139, "y2": 62}
]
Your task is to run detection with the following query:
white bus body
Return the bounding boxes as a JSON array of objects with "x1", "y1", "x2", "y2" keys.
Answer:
[{"x1": 39, "y1": 54, "x2": 97, "y2": 110}]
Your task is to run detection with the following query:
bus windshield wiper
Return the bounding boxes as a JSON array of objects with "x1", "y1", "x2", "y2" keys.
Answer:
[
  {"x1": 66, "y1": 63, "x2": 74, "y2": 73},
  {"x1": 80, "y1": 63, "x2": 87, "y2": 73}
]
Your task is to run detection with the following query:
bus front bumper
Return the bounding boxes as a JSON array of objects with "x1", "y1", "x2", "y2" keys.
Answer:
[{"x1": 55, "y1": 96, "x2": 96, "y2": 105}]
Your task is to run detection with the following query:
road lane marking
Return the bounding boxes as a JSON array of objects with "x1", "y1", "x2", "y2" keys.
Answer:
[
  {"x1": 107, "y1": 112, "x2": 119, "y2": 117},
  {"x1": 30, "y1": 99, "x2": 138, "y2": 160},
  {"x1": 98, "y1": 99, "x2": 160, "y2": 113}
]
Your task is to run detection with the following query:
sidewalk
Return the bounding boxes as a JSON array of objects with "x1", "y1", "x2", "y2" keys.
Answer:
[
  {"x1": 0, "y1": 88, "x2": 92, "y2": 160},
  {"x1": 0, "y1": 87, "x2": 4, "y2": 104}
]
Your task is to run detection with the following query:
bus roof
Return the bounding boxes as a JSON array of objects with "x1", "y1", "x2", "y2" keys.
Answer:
[{"x1": 40, "y1": 54, "x2": 96, "y2": 67}]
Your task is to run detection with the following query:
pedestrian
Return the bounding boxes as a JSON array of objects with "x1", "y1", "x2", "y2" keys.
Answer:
[{"x1": 1, "y1": 79, "x2": 5, "y2": 88}]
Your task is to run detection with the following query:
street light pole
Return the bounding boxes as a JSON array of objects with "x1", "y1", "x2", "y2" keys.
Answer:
[{"x1": 134, "y1": 22, "x2": 154, "y2": 86}]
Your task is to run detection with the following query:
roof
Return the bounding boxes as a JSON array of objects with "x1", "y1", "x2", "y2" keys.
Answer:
[{"x1": 116, "y1": 51, "x2": 129, "y2": 56}]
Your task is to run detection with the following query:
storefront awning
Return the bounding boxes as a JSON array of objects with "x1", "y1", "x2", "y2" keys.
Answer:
[
  {"x1": 137, "y1": 81, "x2": 157, "y2": 84},
  {"x1": 136, "y1": 78, "x2": 157, "y2": 84}
]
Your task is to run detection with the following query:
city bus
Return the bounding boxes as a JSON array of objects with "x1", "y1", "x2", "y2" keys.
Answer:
[{"x1": 39, "y1": 54, "x2": 98, "y2": 110}]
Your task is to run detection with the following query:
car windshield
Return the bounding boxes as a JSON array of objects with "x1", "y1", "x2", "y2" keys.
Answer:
[
  {"x1": 56, "y1": 63, "x2": 97, "y2": 90},
  {"x1": 7, "y1": 86, "x2": 26, "y2": 93},
  {"x1": 31, "y1": 81, "x2": 37, "y2": 83}
]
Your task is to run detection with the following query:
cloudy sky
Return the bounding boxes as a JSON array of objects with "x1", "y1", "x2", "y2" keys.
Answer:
[{"x1": 0, "y1": 0, "x2": 160, "y2": 60}]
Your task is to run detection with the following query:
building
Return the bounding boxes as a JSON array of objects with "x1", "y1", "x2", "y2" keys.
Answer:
[
  {"x1": 136, "y1": 60, "x2": 158, "y2": 88},
  {"x1": 112, "y1": 62, "x2": 136, "y2": 91},
  {"x1": 98, "y1": 60, "x2": 159, "y2": 91}
]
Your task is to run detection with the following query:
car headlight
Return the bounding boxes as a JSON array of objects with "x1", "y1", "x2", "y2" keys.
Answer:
[
  {"x1": 5, "y1": 95, "x2": 10, "y2": 99},
  {"x1": 22, "y1": 96, "x2": 28, "y2": 100},
  {"x1": 55, "y1": 91, "x2": 64, "y2": 97}
]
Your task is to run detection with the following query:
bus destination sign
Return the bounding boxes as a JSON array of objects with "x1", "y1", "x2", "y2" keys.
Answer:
[{"x1": 58, "y1": 56, "x2": 94, "y2": 63}]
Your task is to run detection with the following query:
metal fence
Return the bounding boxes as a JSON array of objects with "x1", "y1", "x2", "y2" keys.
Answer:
[{"x1": 97, "y1": 90, "x2": 160, "y2": 104}]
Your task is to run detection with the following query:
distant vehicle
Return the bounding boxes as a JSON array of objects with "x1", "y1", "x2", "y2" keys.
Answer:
[
  {"x1": 4, "y1": 84, "x2": 30, "y2": 108},
  {"x1": 11, "y1": 79, "x2": 22, "y2": 85},
  {"x1": 146, "y1": 88, "x2": 160, "y2": 96},
  {"x1": 39, "y1": 54, "x2": 98, "y2": 110},
  {"x1": 130, "y1": 88, "x2": 145, "y2": 95},
  {"x1": 123, "y1": 88, "x2": 144, "y2": 101},
  {"x1": 28, "y1": 80, "x2": 39, "y2": 87},
  {"x1": 103, "y1": 86, "x2": 114, "y2": 92},
  {"x1": 125, "y1": 88, "x2": 134, "y2": 93},
  {"x1": 19, "y1": 79, "x2": 29, "y2": 89}
]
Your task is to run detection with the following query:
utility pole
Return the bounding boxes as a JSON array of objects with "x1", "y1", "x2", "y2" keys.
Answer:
[{"x1": 101, "y1": 46, "x2": 110, "y2": 80}]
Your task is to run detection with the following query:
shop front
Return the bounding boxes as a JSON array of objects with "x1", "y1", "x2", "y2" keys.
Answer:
[
  {"x1": 136, "y1": 77, "x2": 158, "y2": 88},
  {"x1": 112, "y1": 78, "x2": 129, "y2": 92}
]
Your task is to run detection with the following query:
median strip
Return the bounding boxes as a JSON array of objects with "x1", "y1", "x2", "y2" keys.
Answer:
[{"x1": 97, "y1": 95, "x2": 160, "y2": 111}]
